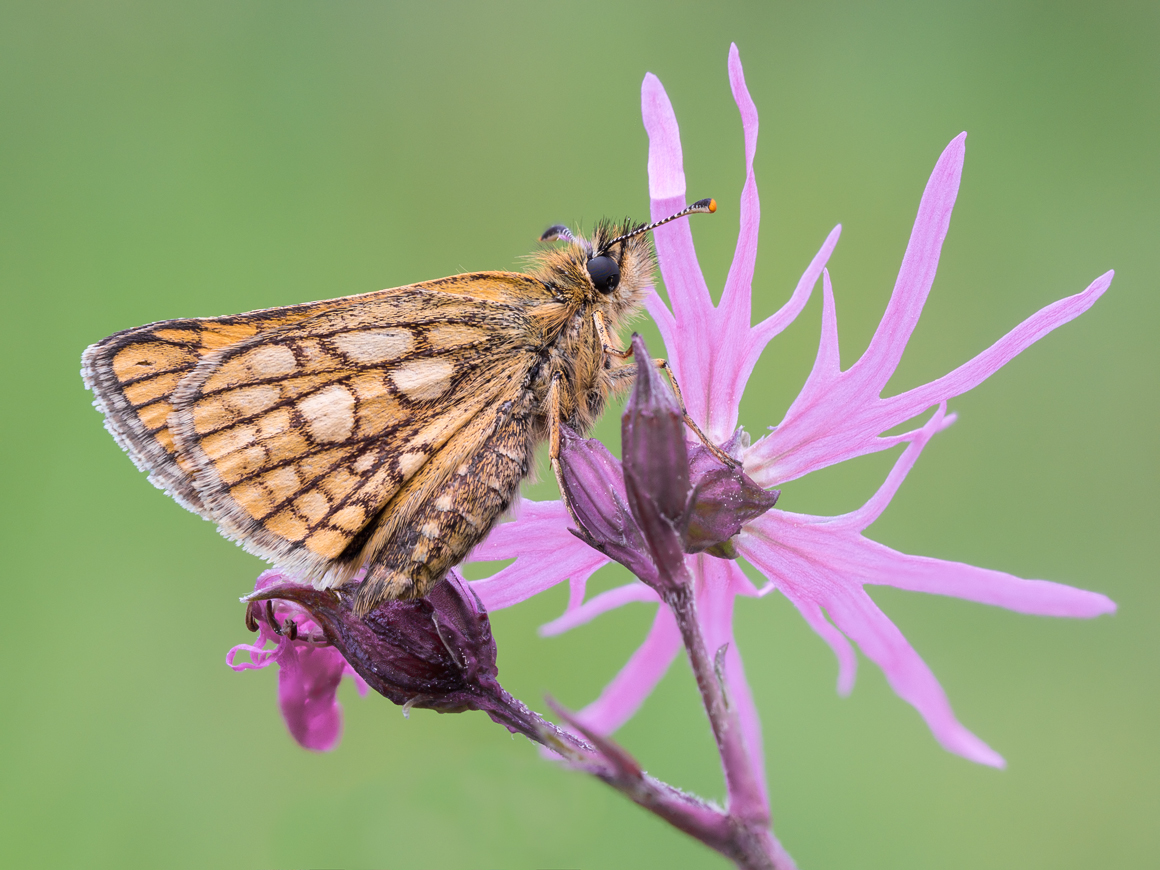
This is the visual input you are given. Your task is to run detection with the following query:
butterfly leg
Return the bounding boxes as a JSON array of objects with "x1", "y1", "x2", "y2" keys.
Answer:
[
  {"x1": 592, "y1": 311, "x2": 739, "y2": 468},
  {"x1": 546, "y1": 374, "x2": 582, "y2": 527}
]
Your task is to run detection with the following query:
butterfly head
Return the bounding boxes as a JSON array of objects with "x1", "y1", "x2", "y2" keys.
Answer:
[{"x1": 534, "y1": 199, "x2": 716, "y2": 321}]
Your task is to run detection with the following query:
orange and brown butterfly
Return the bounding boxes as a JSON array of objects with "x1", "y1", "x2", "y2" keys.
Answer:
[{"x1": 82, "y1": 199, "x2": 717, "y2": 613}]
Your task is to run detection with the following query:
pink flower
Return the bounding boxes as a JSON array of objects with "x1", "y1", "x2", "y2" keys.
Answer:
[
  {"x1": 228, "y1": 570, "x2": 367, "y2": 752},
  {"x1": 468, "y1": 40, "x2": 1115, "y2": 795}
]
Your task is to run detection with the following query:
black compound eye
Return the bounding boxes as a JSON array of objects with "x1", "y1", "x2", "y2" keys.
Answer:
[{"x1": 586, "y1": 255, "x2": 621, "y2": 294}]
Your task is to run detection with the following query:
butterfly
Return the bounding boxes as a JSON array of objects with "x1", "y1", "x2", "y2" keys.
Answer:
[{"x1": 82, "y1": 200, "x2": 718, "y2": 613}]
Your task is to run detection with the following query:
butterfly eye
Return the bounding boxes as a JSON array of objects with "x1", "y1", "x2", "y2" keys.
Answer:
[{"x1": 586, "y1": 255, "x2": 621, "y2": 294}]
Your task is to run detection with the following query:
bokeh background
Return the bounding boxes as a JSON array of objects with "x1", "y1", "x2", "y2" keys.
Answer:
[{"x1": 2, "y1": 2, "x2": 1155, "y2": 868}]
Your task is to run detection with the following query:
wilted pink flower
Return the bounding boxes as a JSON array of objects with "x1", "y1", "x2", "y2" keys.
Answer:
[
  {"x1": 469, "y1": 41, "x2": 1115, "y2": 794},
  {"x1": 228, "y1": 570, "x2": 367, "y2": 752}
]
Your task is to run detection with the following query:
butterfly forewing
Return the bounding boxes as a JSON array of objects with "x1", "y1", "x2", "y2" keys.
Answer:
[{"x1": 83, "y1": 274, "x2": 549, "y2": 585}]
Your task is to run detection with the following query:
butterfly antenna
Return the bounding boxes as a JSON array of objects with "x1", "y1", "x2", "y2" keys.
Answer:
[{"x1": 599, "y1": 198, "x2": 717, "y2": 254}]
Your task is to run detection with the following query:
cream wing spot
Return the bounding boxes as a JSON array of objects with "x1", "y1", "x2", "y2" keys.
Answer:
[
  {"x1": 265, "y1": 509, "x2": 308, "y2": 542},
  {"x1": 295, "y1": 490, "x2": 331, "y2": 524},
  {"x1": 391, "y1": 359, "x2": 454, "y2": 402},
  {"x1": 262, "y1": 465, "x2": 302, "y2": 502},
  {"x1": 298, "y1": 385, "x2": 356, "y2": 443},
  {"x1": 332, "y1": 329, "x2": 414, "y2": 364},
  {"x1": 330, "y1": 504, "x2": 367, "y2": 532},
  {"x1": 320, "y1": 468, "x2": 360, "y2": 501},
  {"x1": 230, "y1": 481, "x2": 271, "y2": 520},
  {"x1": 227, "y1": 384, "x2": 281, "y2": 416},
  {"x1": 247, "y1": 345, "x2": 298, "y2": 379},
  {"x1": 351, "y1": 453, "x2": 377, "y2": 474},
  {"x1": 398, "y1": 451, "x2": 427, "y2": 478}
]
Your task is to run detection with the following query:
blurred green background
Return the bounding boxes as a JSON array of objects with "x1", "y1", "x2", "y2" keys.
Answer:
[{"x1": 1, "y1": 2, "x2": 1155, "y2": 868}]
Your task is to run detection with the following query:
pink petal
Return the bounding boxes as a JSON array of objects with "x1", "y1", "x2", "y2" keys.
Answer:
[
  {"x1": 879, "y1": 270, "x2": 1113, "y2": 422},
  {"x1": 577, "y1": 604, "x2": 683, "y2": 734},
  {"x1": 739, "y1": 224, "x2": 842, "y2": 388},
  {"x1": 823, "y1": 585, "x2": 1005, "y2": 767},
  {"x1": 858, "y1": 541, "x2": 1116, "y2": 616},
  {"x1": 856, "y1": 133, "x2": 967, "y2": 388},
  {"x1": 540, "y1": 582, "x2": 660, "y2": 637},
  {"x1": 773, "y1": 589, "x2": 858, "y2": 696},
  {"x1": 468, "y1": 500, "x2": 610, "y2": 611},
  {"x1": 275, "y1": 643, "x2": 351, "y2": 752},
  {"x1": 743, "y1": 134, "x2": 1112, "y2": 488},
  {"x1": 642, "y1": 72, "x2": 687, "y2": 202},
  {"x1": 738, "y1": 418, "x2": 1114, "y2": 767},
  {"x1": 718, "y1": 43, "x2": 759, "y2": 335},
  {"x1": 842, "y1": 403, "x2": 952, "y2": 529},
  {"x1": 469, "y1": 499, "x2": 570, "y2": 561},
  {"x1": 642, "y1": 71, "x2": 718, "y2": 430}
]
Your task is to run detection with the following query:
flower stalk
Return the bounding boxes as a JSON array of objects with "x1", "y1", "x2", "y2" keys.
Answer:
[
  {"x1": 557, "y1": 335, "x2": 788, "y2": 866},
  {"x1": 240, "y1": 569, "x2": 790, "y2": 868}
]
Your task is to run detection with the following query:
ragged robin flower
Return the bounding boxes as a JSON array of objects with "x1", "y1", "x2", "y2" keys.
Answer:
[
  {"x1": 231, "y1": 569, "x2": 563, "y2": 747},
  {"x1": 466, "y1": 42, "x2": 1116, "y2": 805},
  {"x1": 228, "y1": 570, "x2": 368, "y2": 752}
]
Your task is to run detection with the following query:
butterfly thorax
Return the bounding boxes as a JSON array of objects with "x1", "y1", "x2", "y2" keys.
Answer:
[{"x1": 521, "y1": 220, "x2": 657, "y2": 433}]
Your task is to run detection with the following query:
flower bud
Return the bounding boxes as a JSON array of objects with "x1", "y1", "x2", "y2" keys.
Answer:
[
  {"x1": 621, "y1": 334, "x2": 691, "y2": 588},
  {"x1": 245, "y1": 572, "x2": 500, "y2": 715},
  {"x1": 684, "y1": 441, "x2": 779, "y2": 557},
  {"x1": 556, "y1": 423, "x2": 659, "y2": 586}
]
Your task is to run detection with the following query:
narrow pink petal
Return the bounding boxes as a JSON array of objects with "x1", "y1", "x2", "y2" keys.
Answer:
[
  {"x1": 742, "y1": 261, "x2": 1104, "y2": 489},
  {"x1": 740, "y1": 523, "x2": 859, "y2": 695},
  {"x1": 644, "y1": 289, "x2": 677, "y2": 358},
  {"x1": 861, "y1": 541, "x2": 1117, "y2": 616},
  {"x1": 730, "y1": 224, "x2": 842, "y2": 436},
  {"x1": 540, "y1": 582, "x2": 660, "y2": 637},
  {"x1": 748, "y1": 224, "x2": 842, "y2": 350},
  {"x1": 469, "y1": 499, "x2": 570, "y2": 561},
  {"x1": 642, "y1": 70, "x2": 716, "y2": 427},
  {"x1": 719, "y1": 43, "x2": 759, "y2": 325},
  {"x1": 577, "y1": 604, "x2": 683, "y2": 734},
  {"x1": 468, "y1": 500, "x2": 610, "y2": 610},
  {"x1": 879, "y1": 270, "x2": 1113, "y2": 421},
  {"x1": 778, "y1": 590, "x2": 858, "y2": 696},
  {"x1": 642, "y1": 72, "x2": 686, "y2": 201},
  {"x1": 471, "y1": 544, "x2": 609, "y2": 612},
  {"x1": 843, "y1": 403, "x2": 947, "y2": 530},
  {"x1": 852, "y1": 133, "x2": 966, "y2": 390},
  {"x1": 816, "y1": 269, "x2": 842, "y2": 377},
  {"x1": 823, "y1": 586, "x2": 1005, "y2": 767}
]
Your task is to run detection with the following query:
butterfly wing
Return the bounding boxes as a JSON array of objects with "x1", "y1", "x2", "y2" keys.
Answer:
[
  {"x1": 87, "y1": 274, "x2": 552, "y2": 587},
  {"x1": 81, "y1": 290, "x2": 397, "y2": 512}
]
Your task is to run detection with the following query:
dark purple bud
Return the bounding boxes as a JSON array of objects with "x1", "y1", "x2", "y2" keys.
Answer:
[
  {"x1": 557, "y1": 424, "x2": 659, "y2": 586},
  {"x1": 621, "y1": 334, "x2": 691, "y2": 588},
  {"x1": 685, "y1": 442, "x2": 780, "y2": 556},
  {"x1": 244, "y1": 573, "x2": 545, "y2": 737}
]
